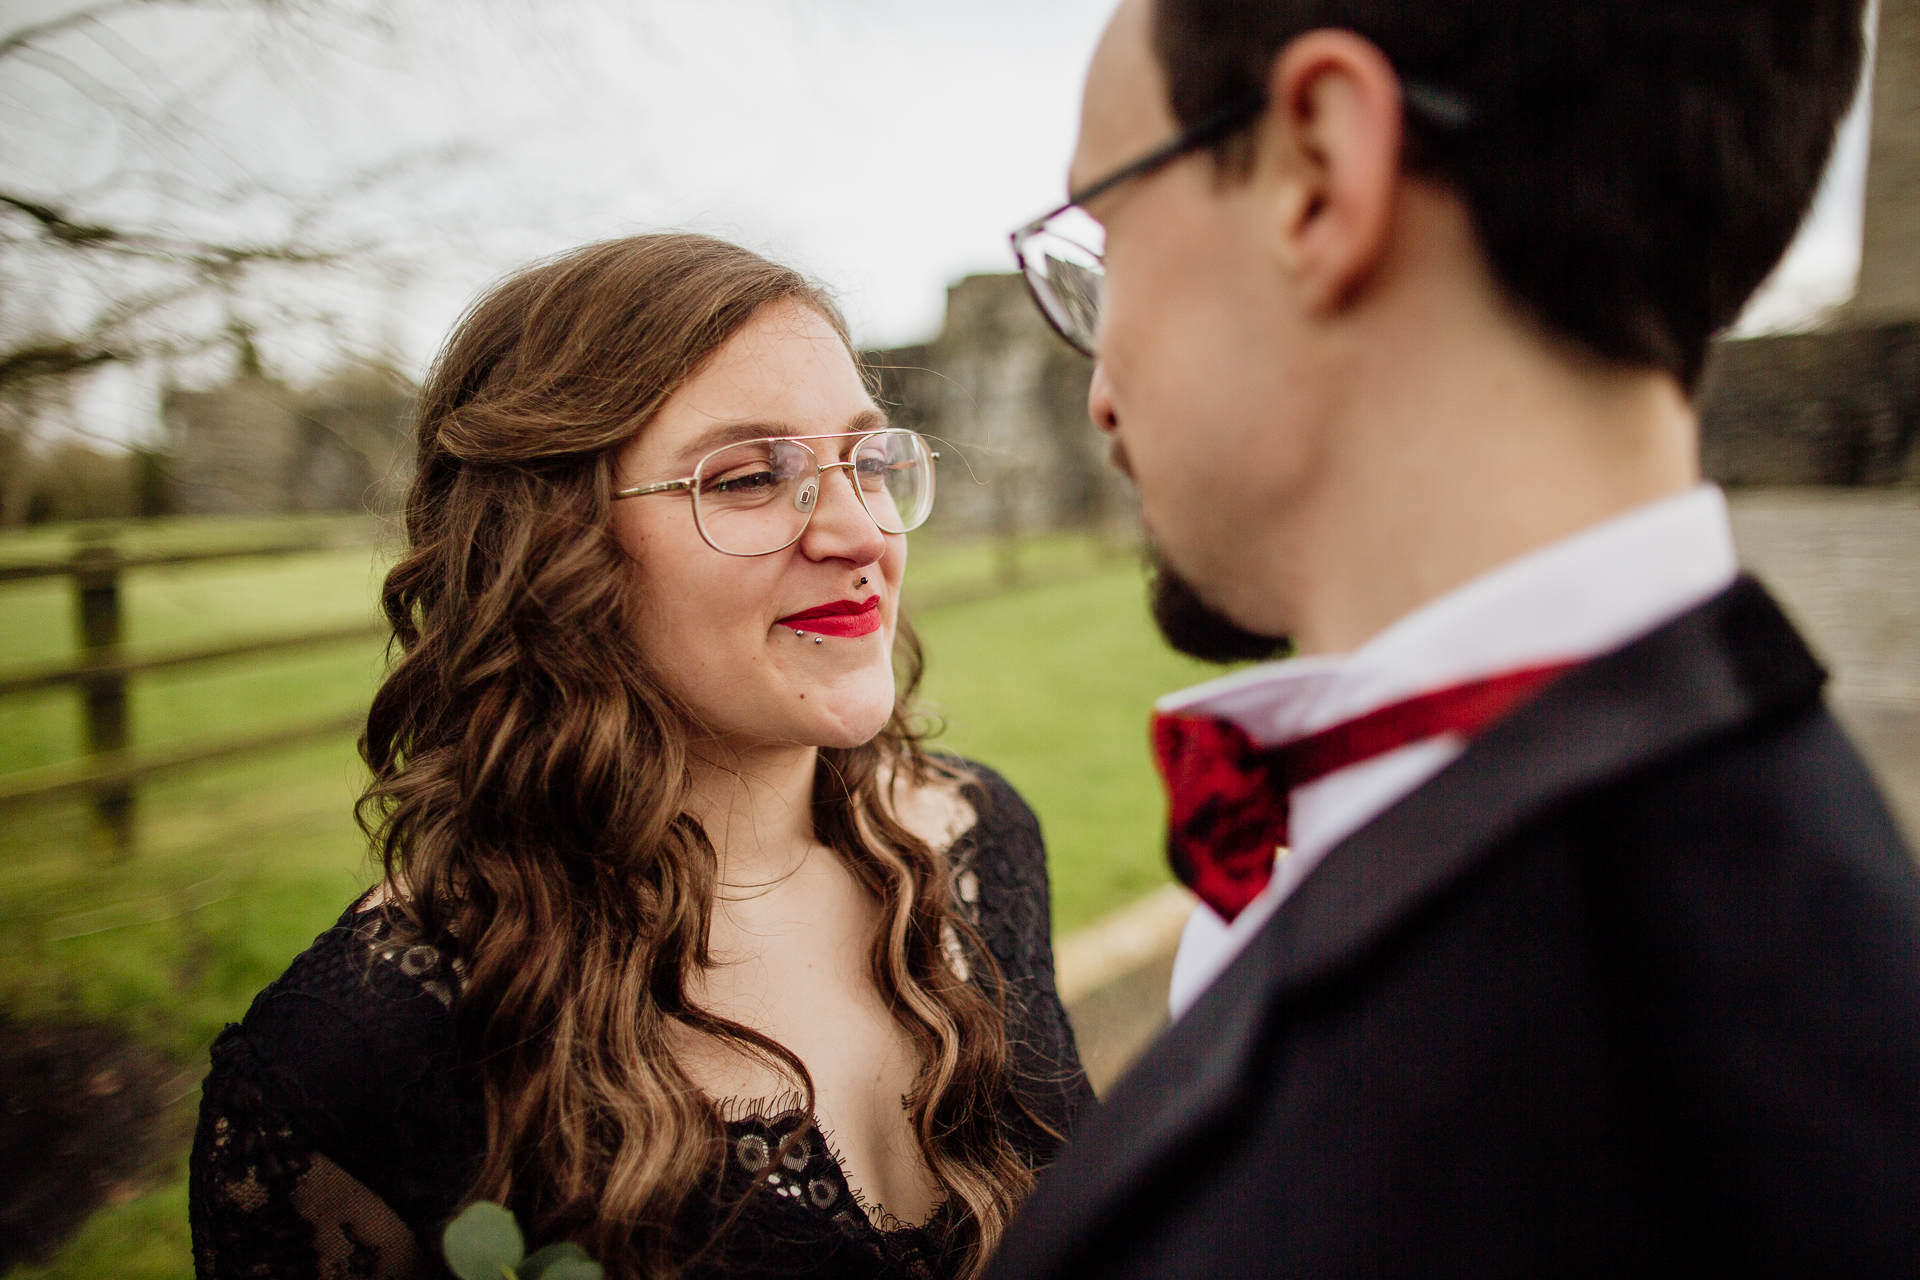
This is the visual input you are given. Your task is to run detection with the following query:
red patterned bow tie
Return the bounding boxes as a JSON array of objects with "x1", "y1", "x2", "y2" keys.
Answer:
[{"x1": 1151, "y1": 663, "x2": 1577, "y2": 922}]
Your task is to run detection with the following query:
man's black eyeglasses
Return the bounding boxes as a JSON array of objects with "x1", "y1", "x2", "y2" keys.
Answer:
[{"x1": 1010, "y1": 82, "x2": 1474, "y2": 357}]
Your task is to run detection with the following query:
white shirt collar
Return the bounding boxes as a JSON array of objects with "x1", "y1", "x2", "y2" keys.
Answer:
[{"x1": 1157, "y1": 484, "x2": 1741, "y2": 746}]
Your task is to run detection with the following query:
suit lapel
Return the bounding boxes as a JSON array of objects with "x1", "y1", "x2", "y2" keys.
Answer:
[{"x1": 994, "y1": 577, "x2": 1827, "y2": 1278}]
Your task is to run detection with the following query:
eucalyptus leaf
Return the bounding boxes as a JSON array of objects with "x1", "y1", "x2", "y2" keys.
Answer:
[
  {"x1": 442, "y1": 1201, "x2": 526, "y2": 1280},
  {"x1": 520, "y1": 1242, "x2": 599, "y2": 1280}
]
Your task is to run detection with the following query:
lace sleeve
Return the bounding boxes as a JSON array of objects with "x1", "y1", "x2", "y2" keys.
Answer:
[
  {"x1": 190, "y1": 1027, "x2": 436, "y2": 1280},
  {"x1": 952, "y1": 762, "x2": 1097, "y2": 1161}
]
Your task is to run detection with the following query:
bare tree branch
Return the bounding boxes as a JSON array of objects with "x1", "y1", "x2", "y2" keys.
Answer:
[
  {"x1": 0, "y1": 0, "x2": 434, "y2": 524},
  {"x1": 0, "y1": 0, "x2": 159, "y2": 63},
  {"x1": 0, "y1": 192, "x2": 121, "y2": 248},
  {"x1": 0, "y1": 342, "x2": 125, "y2": 392},
  {"x1": 0, "y1": 191, "x2": 349, "y2": 269}
]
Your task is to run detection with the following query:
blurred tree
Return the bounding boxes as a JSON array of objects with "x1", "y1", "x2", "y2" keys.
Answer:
[
  {"x1": 20, "y1": 438, "x2": 134, "y2": 522},
  {"x1": 0, "y1": 0, "x2": 418, "y2": 525}
]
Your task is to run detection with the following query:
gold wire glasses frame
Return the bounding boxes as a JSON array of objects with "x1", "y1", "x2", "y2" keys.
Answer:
[{"x1": 611, "y1": 428, "x2": 940, "y2": 558}]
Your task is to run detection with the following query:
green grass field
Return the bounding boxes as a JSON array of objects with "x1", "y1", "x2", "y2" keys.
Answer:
[{"x1": 0, "y1": 516, "x2": 1214, "y2": 1279}]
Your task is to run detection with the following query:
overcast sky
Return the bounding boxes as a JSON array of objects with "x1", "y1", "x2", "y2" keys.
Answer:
[{"x1": 6, "y1": 0, "x2": 1876, "y2": 442}]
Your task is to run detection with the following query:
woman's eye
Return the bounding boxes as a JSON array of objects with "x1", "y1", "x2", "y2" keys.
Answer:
[{"x1": 705, "y1": 468, "x2": 781, "y2": 494}]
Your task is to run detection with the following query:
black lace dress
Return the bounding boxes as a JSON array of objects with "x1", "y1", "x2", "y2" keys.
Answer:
[{"x1": 188, "y1": 764, "x2": 1092, "y2": 1280}]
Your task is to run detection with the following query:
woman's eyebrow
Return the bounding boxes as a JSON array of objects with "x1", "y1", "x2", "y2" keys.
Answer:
[
  {"x1": 673, "y1": 410, "x2": 893, "y2": 466},
  {"x1": 674, "y1": 422, "x2": 785, "y2": 464}
]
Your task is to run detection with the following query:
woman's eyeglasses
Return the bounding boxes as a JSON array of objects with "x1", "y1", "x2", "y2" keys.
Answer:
[{"x1": 612, "y1": 428, "x2": 938, "y2": 557}]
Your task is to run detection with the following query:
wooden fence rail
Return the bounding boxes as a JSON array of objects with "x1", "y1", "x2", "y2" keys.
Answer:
[
  {"x1": 0, "y1": 541, "x2": 362, "y2": 583},
  {"x1": 0, "y1": 621, "x2": 388, "y2": 698},
  {"x1": 0, "y1": 527, "x2": 1122, "y2": 859},
  {"x1": 0, "y1": 536, "x2": 383, "y2": 858}
]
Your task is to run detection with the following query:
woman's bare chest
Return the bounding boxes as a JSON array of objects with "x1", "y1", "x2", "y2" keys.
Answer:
[{"x1": 675, "y1": 846, "x2": 939, "y2": 1224}]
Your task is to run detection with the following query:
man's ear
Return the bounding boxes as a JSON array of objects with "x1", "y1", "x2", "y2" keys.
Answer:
[{"x1": 1257, "y1": 31, "x2": 1405, "y2": 312}]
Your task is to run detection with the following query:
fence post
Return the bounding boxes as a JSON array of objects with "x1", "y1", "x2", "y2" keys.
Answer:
[{"x1": 72, "y1": 537, "x2": 133, "y2": 859}]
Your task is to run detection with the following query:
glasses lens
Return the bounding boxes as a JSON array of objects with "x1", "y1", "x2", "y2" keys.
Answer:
[
  {"x1": 692, "y1": 437, "x2": 816, "y2": 554},
  {"x1": 1018, "y1": 207, "x2": 1104, "y2": 356},
  {"x1": 853, "y1": 431, "x2": 934, "y2": 533}
]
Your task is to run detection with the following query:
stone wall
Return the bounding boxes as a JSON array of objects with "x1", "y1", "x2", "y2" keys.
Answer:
[{"x1": 1698, "y1": 322, "x2": 1920, "y2": 487}]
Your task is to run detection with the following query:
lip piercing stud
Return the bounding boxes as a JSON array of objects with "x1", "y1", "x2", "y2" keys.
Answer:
[
  {"x1": 813, "y1": 636, "x2": 824, "y2": 645},
  {"x1": 857, "y1": 577, "x2": 868, "y2": 587},
  {"x1": 793, "y1": 629, "x2": 806, "y2": 637}
]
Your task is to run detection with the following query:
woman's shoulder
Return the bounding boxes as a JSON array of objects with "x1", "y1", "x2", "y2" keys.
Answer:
[
  {"x1": 905, "y1": 752, "x2": 1027, "y2": 831},
  {"x1": 926, "y1": 755, "x2": 1054, "y2": 948},
  {"x1": 936, "y1": 755, "x2": 1043, "y2": 864},
  {"x1": 200, "y1": 897, "x2": 482, "y2": 1236},
  {"x1": 930, "y1": 757, "x2": 1096, "y2": 1144},
  {"x1": 212, "y1": 896, "x2": 466, "y2": 1140}
]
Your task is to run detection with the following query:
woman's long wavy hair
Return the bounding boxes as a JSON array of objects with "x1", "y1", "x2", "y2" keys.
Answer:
[{"x1": 358, "y1": 233, "x2": 1034, "y2": 1277}]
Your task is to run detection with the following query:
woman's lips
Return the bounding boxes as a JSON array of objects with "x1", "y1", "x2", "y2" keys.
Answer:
[{"x1": 776, "y1": 595, "x2": 883, "y2": 638}]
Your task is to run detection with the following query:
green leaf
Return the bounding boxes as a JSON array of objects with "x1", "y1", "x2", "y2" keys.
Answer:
[
  {"x1": 442, "y1": 1201, "x2": 526, "y2": 1280},
  {"x1": 520, "y1": 1242, "x2": 600, "y2": 1280}
]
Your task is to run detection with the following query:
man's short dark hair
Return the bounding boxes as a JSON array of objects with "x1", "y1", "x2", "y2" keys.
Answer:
[{"x1": 1153, "y1": 0, "x2": 1867, "y2": 391}]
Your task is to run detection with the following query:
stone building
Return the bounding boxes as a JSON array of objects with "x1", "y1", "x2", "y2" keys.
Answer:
[
  {"x1": 164, "y1": 362, "x2": 415, "y2": 516},
  {"x1": 865, "y1": 274, "x2": 1132, "y2": 538}
]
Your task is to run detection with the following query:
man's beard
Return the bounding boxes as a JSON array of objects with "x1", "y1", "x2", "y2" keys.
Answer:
[{"x1": 1146, "y1": 542, "x2": 1289, "y2": 665}]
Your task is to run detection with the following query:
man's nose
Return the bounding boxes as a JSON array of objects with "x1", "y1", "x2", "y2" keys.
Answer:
[
  {"x1": 1087, "y1": 362, "x2": 1134, "y2": 478},
  {"x1": 1088, "y1": 362, "x2": 1119, "y2": 436}
]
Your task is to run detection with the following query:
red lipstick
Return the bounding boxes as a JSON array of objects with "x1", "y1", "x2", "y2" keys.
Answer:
[{"x1": 776, "y1": 595, "x2": 883, "y2": 639}]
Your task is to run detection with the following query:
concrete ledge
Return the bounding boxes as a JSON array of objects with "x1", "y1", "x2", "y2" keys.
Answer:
[
  {"x1": 1055, "y1": 884, "x2": 1193, "y2": 1095},
  {"x1": 1054, "y1": 883, "x2": 1194, "y2": 1006}
]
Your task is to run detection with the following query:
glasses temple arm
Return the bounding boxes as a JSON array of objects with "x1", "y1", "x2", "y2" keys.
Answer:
[{"x1": 611, "y1": 478, "x2": 693, "y2": 501}]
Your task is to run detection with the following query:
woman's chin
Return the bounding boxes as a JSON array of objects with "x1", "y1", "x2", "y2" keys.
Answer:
[
  {"x1": 806, "y1": 703, "x2": 896, "y2": 751},
  {"x1": 803, "y1": 684, "x2": 897, "y2": 749},
  {"x1": 690, "y1": 666, "x2": 897, "y2": 753}
]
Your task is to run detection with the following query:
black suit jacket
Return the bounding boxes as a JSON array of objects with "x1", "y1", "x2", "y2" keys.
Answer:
[{"x1": 990, "y1": 577, "x2": 1920, "y2": 1279}]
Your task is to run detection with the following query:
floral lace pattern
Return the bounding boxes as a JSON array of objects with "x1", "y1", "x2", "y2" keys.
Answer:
[
  {"x1": 704, "y1": 1102, "x2": 961, "y2": 1279},
  {"x1": 188, "y1": 761, "x2": 1092, "y2": 1279}
]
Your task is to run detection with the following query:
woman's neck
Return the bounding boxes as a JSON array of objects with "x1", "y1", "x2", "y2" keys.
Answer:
[{"x1": 683, "y1": 739, "x2": 821, "y2": 885}]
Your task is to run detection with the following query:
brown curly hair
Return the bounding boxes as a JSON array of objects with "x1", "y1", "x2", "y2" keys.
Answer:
[{"x1": 357, "y1": 233, "x2": 1034, "y2": 1277}]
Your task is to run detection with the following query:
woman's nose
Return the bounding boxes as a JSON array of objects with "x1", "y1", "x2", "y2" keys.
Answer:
[{"x1": 798, "y1": 465, "x2": 888, "y2": 565}]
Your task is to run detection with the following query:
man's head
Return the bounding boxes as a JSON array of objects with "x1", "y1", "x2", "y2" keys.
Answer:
[{"x1": 1074, "y1": 0, "x2": 1864, "y2": 651}]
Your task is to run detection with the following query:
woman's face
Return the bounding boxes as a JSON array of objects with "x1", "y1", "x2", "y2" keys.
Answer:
[{"x1": 611, "y1": 300, "x2": 909, "y2": 752}]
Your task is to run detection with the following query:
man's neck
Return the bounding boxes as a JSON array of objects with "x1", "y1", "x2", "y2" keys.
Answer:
[{"x1": 1270, "y1": 224, "x2": 1700, "y2": 656}]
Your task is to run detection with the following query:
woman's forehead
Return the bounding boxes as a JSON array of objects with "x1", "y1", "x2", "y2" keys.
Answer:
[{"x1": 637, "y1": 305, "x2": 877, "y2": 461}]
